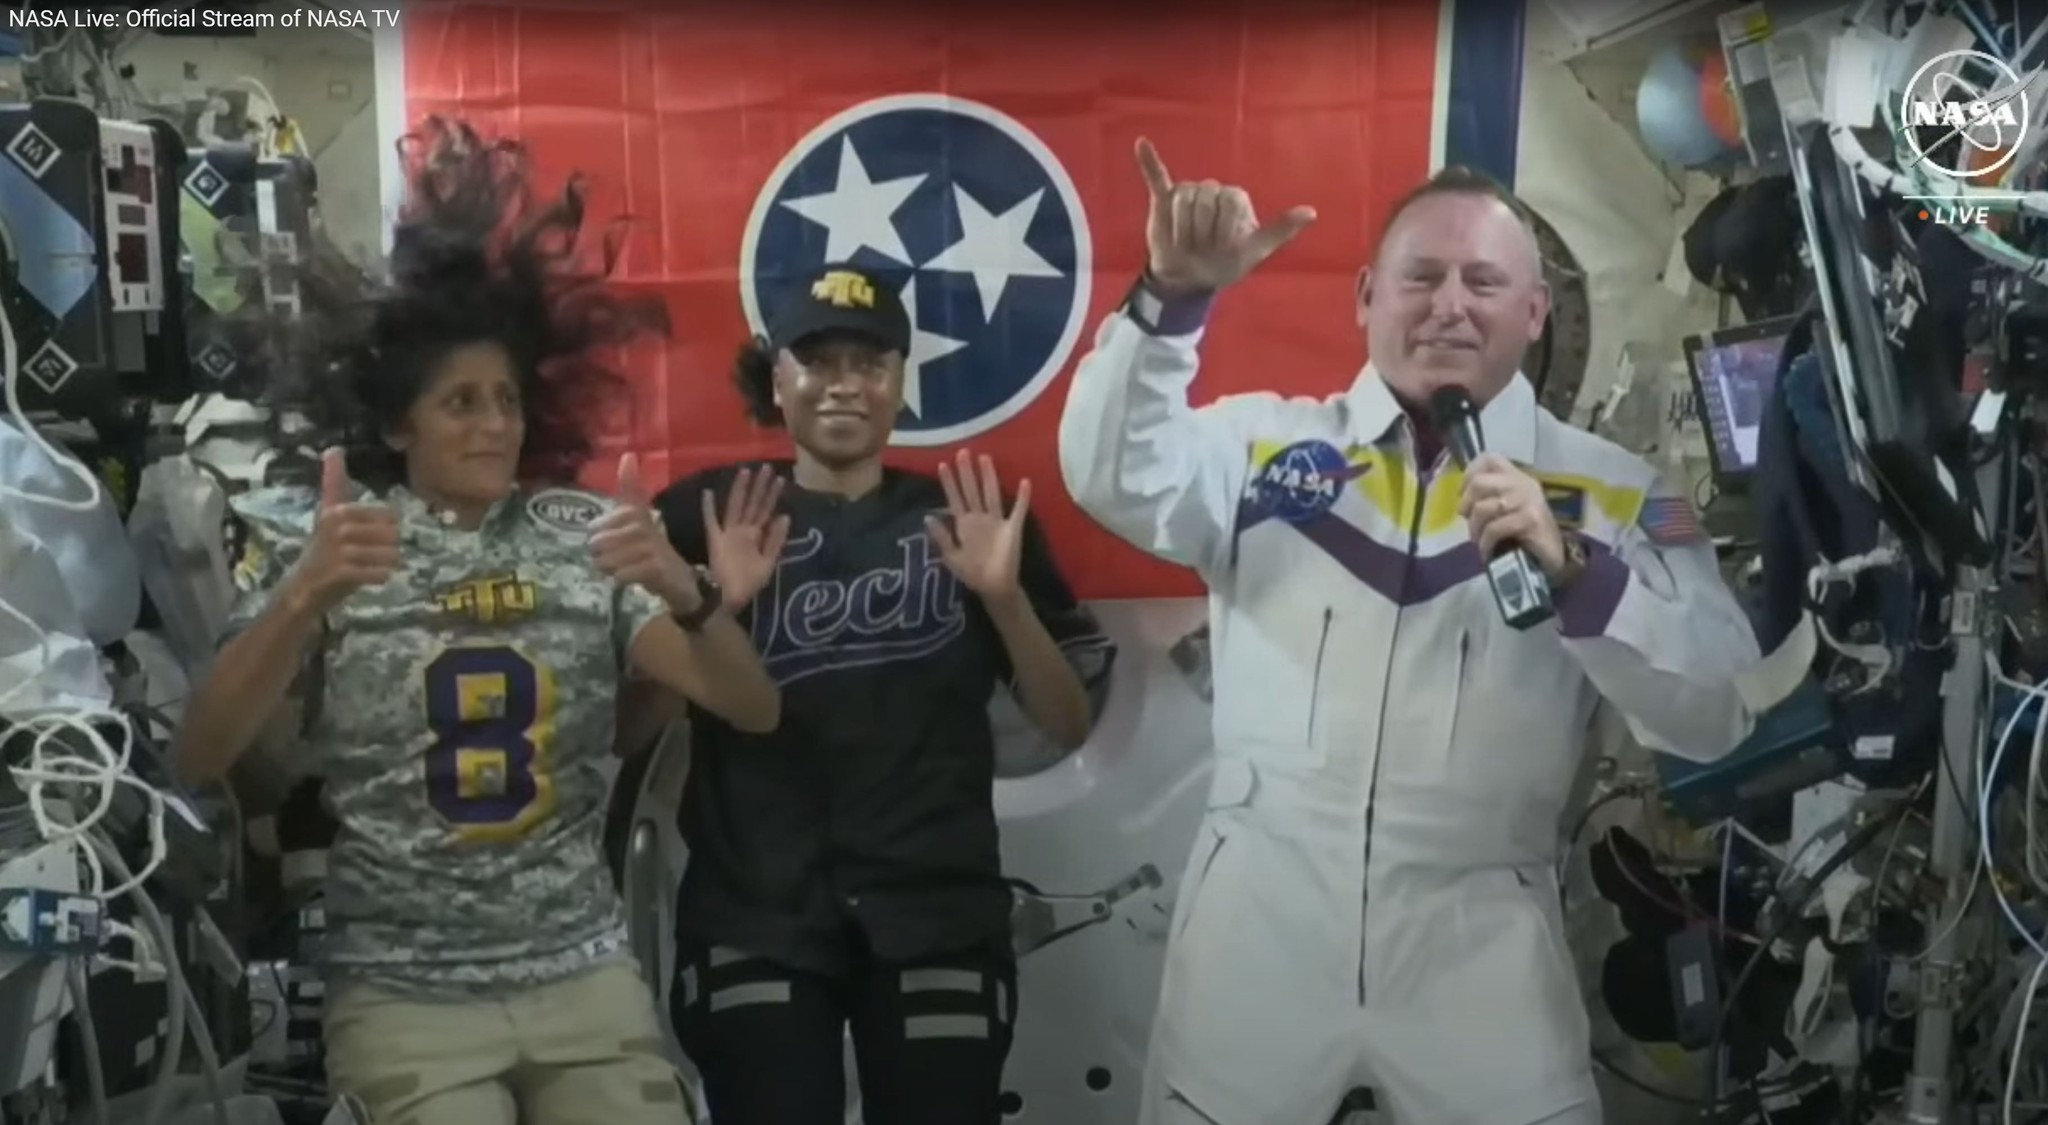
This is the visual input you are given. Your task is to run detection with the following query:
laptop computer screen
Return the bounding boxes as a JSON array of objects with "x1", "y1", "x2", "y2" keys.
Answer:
[{"x1": 1683, "y1": 316, "x2": 1800, "y2": 486}]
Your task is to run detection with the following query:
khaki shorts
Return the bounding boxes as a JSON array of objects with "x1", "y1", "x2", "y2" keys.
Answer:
[{"x1": 324, "y1": 960, "x2": 694, "y2": 1125}]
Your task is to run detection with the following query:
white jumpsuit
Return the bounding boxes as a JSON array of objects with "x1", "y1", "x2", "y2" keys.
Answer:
[{"x1": 1056, "y1": 287, "x2": 1762, "y2": 1125}]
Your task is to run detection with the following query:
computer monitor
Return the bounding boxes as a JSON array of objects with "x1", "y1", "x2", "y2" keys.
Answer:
[{"x1": 1683, "y1": 315, "x2": 1800, "y2": 489}]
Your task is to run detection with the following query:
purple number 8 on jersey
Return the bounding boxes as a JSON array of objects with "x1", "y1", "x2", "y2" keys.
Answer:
[{"x1": 421, "y1": 645, "x2": 559, "y2": 843}]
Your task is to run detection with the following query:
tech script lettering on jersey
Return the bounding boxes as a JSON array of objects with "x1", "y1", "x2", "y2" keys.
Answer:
[{"x1": 752, "y1": 527, "x2": 967, "y2": 684}]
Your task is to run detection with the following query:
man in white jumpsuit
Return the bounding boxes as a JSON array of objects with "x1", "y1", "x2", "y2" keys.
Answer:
[{"x1": 1057, "y1": 144, "x2": 1762, "y2": 1125}]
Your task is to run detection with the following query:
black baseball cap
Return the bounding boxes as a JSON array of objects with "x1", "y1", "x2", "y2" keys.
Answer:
[{"x1": 765, "y1": 263, "x2": 911, "y2": 355}]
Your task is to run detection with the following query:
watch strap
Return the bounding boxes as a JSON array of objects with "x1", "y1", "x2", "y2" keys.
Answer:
[
  {"x1": 1556, "y1": 533, "x2": 1590, "y2": 591},
  {"x1": 1124, "y1": 274, "x2": 1215, "y2": 336},
  {"x1": 672, "y1": 567, "x2": 721, "y2": 633}
]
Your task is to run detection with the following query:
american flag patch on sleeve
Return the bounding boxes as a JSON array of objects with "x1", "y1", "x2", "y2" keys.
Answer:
[{"x1": 1638, "y1": 496, "x2": 1707, "y2": 545}]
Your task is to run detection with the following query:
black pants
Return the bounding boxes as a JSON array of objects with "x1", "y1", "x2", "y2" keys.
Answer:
[{"x1": 670, "y1": 939, "x2": 1017, "y2": 1125}]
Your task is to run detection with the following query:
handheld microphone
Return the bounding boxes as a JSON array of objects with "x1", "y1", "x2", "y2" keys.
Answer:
[{"x1": 1427, "y1": 387, "x2": 1556, "y2": 631}]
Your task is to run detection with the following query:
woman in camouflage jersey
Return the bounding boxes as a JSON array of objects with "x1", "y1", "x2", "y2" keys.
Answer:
[{"x1": 171, "y1": 118, "x2": 779, "y2": 1125}]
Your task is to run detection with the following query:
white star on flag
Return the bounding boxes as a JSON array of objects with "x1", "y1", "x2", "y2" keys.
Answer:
[
  {"x1": 897, "y1": 277, "x2": 966, "y2": 418},
  {"x1": 921, "y1": 184, "x2": 1061, "y2": 321},
  {"x1": 778, "y1": 136, "x2": 925, "y2": 265}
]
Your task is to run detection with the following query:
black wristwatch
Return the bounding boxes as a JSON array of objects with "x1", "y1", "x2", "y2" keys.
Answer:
[{"x1": 672, "y1": 566, "x2": 723, "y2": 633}]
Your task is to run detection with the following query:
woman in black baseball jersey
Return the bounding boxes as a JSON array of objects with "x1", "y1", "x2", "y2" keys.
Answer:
[{"x1": 650, "y1": 262, "x2": 1114, "y2": 1125}]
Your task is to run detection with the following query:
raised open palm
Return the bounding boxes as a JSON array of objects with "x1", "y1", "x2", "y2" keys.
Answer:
[
  {"x1": 926, "y1": 450, "x2": 1030, "y2": 604},
  {"x1": 701, "y1": 465, "x2": 790, "y2": 610}
]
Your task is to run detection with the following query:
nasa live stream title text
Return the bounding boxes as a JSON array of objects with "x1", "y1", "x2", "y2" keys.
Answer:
[{"x1": 8, "y1": 4, "x2": 396, "y2": 31}]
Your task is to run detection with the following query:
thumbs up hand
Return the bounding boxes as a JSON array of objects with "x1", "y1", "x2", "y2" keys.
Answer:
[
  {"x1": 591, "y1": 452, "x2": 702, "y2": 613},
  {"x1": 284, "y1": 448, "x2": 402, "y2": 614},
  {"x1": 1135, "y1": 137, "x2": 1317, "y2": 296}
]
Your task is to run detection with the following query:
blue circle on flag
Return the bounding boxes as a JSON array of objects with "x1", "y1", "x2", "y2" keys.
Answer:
[{"x1": 741, "y1": 94, "x2": 1093, "y2": 447}]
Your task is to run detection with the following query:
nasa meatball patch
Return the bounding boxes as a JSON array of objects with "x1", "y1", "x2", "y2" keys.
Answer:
[
  {"x1": 1245, "y1": 439, "x2": 1371, "y2": 526},
  {"x1": 527, "y1": 488, "x2": 606, "y2": 533}
]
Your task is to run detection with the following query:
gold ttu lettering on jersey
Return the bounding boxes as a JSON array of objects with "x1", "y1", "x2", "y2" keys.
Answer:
[
  {"x1": 434, "y1": 573, "x2": 539, "y2": 626},
  {"x1": 811, "y1": 270, "x2": 875, "y2": 309}
]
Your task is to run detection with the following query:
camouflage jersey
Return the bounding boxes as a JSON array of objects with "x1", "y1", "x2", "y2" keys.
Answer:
[{"x1": 225, "y1": 483, "x2": 668, "y2": 995}]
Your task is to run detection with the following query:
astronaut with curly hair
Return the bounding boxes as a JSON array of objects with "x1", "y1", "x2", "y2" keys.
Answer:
[{"x1": 169, "y1": 119, "x2": 780, "y2": 1125}]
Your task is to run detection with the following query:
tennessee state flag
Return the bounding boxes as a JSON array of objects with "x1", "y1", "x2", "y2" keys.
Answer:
[{"x1": 400, "y1": 0, "x2": 1446, "y2": 599}]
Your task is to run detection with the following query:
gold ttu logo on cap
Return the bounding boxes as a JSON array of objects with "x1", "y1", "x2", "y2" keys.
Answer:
[{"x1": 811, "y1": 270, "x2": 876, "y2": 309}]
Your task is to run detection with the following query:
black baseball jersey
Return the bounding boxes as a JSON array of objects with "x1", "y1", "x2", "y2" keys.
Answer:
[{"x1": 654, "y1": 463, "x2": 1114, "y2": 973}]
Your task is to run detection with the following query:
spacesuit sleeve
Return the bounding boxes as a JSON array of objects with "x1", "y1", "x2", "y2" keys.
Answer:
[
  {"x1": 1000, "y1": 513, "x2": 1117, "y2": 725},
  {"x1": 221, "y1": 486, "x2": 318, "y2": 642},
  {"x1": 1057, "y1": 282, "x2": 1255, "y2": 578},
  {"x1": 1554, "y1": 479, "x2": 1761, "y2": 763}
]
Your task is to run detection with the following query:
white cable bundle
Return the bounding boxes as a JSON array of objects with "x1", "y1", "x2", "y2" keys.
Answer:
[
  {"x1": 1976, "y1": 658, "x2": 2048, "y2": 1122},
  {"x1": 6, "y1": 716, "x2": 168, "y2": 905},
  {"x1": 1800, "y1": 543, "x2": 1904, "y2": 692}
]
